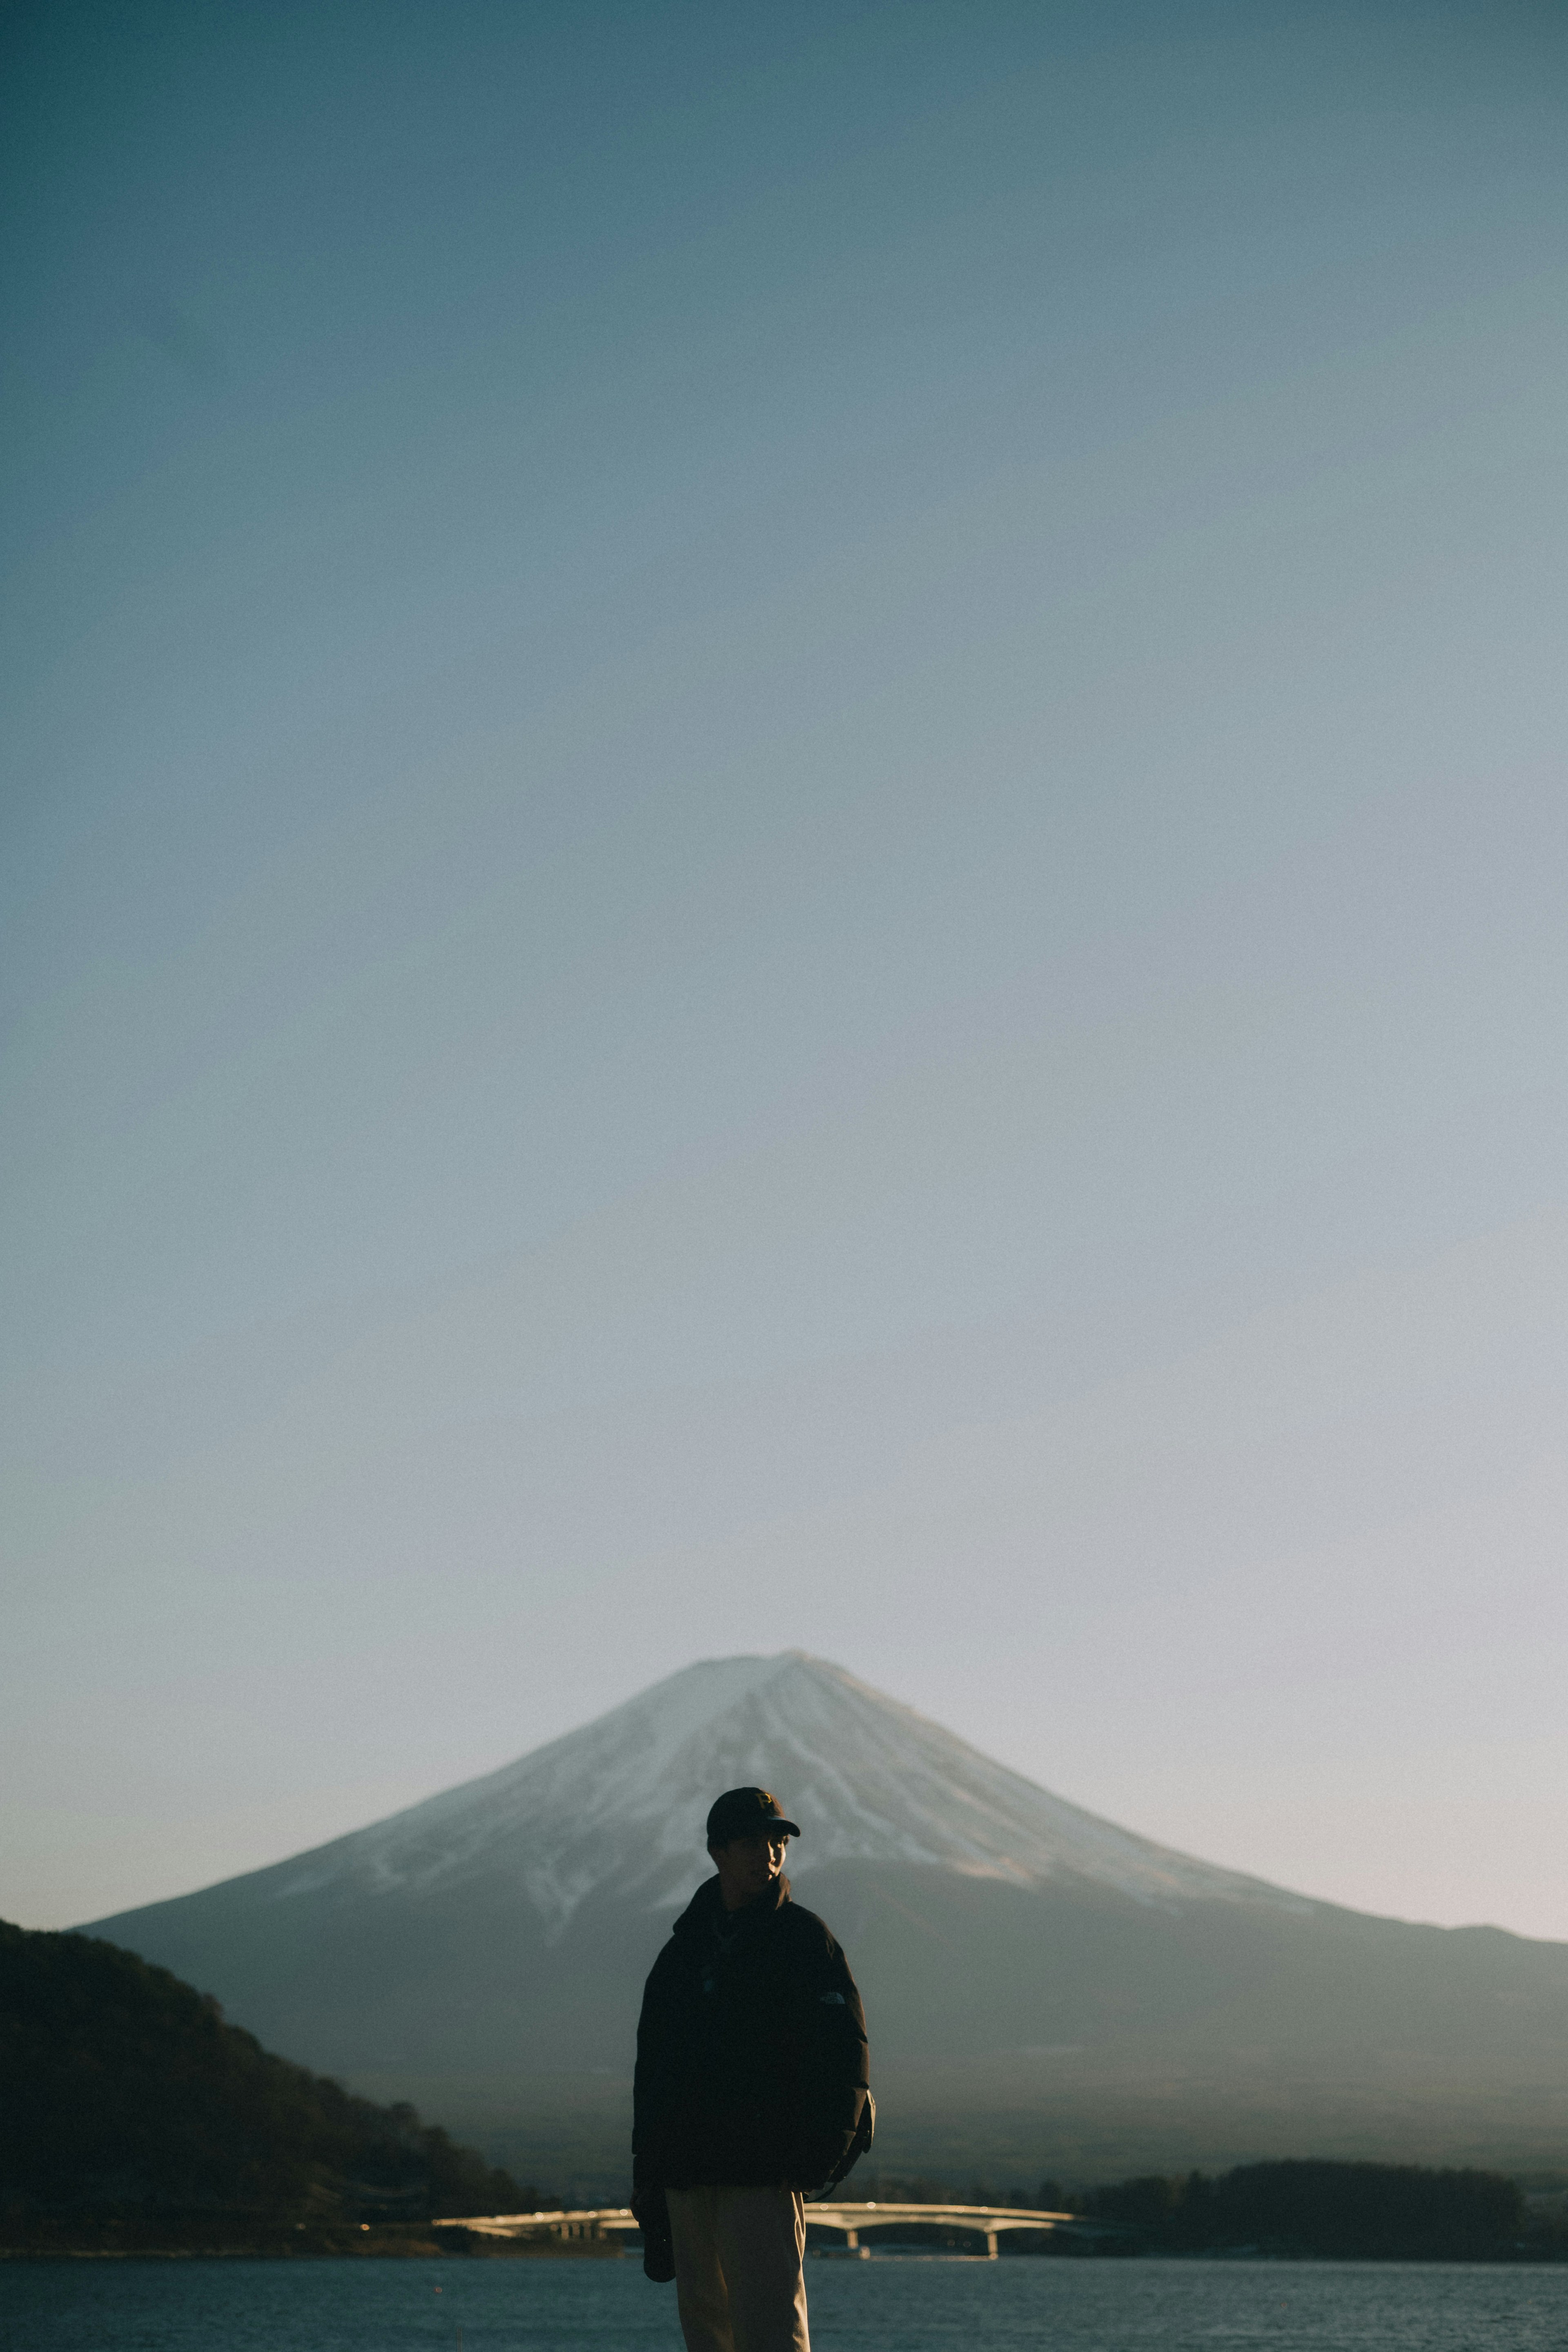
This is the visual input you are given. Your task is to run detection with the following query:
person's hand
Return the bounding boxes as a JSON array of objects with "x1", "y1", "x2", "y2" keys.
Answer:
[{"x1": 631, "y1": 2182, "x2": 675, "y2": 2284}]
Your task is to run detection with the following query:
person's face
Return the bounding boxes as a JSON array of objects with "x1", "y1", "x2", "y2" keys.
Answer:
[{"x1": 711, "y1": 1828, "x2": 789, "y2": 1910}]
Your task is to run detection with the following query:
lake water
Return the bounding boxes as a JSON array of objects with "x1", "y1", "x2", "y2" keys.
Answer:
[{"x1": 1, "y1": 2256, "x2": 1563, "y2": 2352}]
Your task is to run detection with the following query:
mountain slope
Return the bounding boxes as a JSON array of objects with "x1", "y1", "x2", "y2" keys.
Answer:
[{"x1": 86, "y1": 1654, "x2": 1568, "y2": 2195}]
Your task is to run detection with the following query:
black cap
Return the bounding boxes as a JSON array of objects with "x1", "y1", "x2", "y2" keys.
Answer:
[{"x1": 705, "y1": 1787, "x2": 801, "y2": 1847}]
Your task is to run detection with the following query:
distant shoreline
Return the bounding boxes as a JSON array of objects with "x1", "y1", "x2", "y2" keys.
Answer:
[
  {"x1": 5, "y1": 2241, "x2": 1562, "y2": 2265},
  {"x1": 0, "y1": 2230, "x2": 621, "y2": 2263}
]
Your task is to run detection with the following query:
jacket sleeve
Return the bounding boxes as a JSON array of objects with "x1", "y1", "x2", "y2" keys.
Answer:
[
  {"x1": 632, "y1": 1944, "x2": 681, "y2": 2190},
  {"x1": 790, "y1": 1920, "x2": 871, "y2": 2185}
]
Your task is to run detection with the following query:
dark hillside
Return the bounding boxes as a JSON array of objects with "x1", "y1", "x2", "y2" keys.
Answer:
[
  {"x1": 1075, "y1": 2159, "x2": 1526, "y2": 2258},
  {"x1": 0, "y1": 1920, "x2": 534, "y2": 2246}
]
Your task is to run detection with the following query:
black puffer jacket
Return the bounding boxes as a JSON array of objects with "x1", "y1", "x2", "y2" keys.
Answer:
[{"x1": 633, "y1": 1874, "x2": 870, "y2": 2191}]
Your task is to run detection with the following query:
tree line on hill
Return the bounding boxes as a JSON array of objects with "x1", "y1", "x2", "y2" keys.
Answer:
[
  {"x1": 860, "y1": 2165, "x2": 1565, "y2": 2260},
  {"x1": 0, "y1": 1920, "x2": 557, "y2": 2252},
  {"x1": 1059, "y1": 2160, "x2": 1530, "y2": 2258}
]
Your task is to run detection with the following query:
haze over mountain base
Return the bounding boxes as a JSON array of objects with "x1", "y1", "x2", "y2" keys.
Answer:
[{"x1": 87, "y1": 1656, "x2": 1568, "y2": 2198}]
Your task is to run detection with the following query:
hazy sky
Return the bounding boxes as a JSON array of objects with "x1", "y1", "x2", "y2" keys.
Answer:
[{"x1": 5, "y1": 0, "x2": 1567, "y2": 1941}]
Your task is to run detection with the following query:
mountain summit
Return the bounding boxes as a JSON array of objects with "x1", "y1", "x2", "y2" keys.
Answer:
[
  {"x1": 89, "y1": 1654, "x2": 1568, "y2": 2195},
  {"x1": 258, "y1": 1651, "x2": 1306, "y2": 1933}
]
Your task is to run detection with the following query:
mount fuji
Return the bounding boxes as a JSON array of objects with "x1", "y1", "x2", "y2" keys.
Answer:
[{"x1": 87, "y1": 1654, "x2": 1568, "y2": 2195}]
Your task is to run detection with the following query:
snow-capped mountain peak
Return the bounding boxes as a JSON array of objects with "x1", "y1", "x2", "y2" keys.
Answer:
[{"x1": 265, "y1": 1652, "x2": 1313, "y2": 1932}]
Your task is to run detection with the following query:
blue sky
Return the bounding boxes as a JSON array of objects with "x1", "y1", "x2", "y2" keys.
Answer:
[{"x1": 4, "y1": 0, "x2": 1567, "y2": 1936}]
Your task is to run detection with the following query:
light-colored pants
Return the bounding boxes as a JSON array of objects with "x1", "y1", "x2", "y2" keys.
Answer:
[{"x1": 665, "y1": 2185, "x2": 810, "y2": 2352}]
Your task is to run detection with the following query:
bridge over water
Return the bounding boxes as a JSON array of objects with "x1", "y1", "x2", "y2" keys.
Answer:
[{"x1": 440, "y1": 2201, "x2": 1076, "y2": 2259}]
